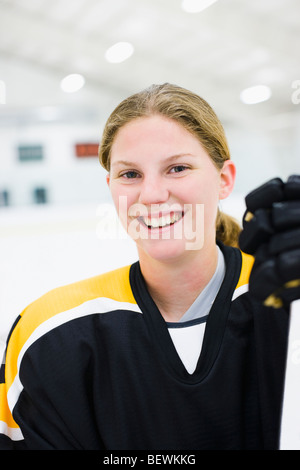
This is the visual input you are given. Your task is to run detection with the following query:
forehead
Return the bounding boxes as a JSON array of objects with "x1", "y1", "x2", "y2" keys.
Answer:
[{"x1": 110, "y1": 115, "x2": 203, "y2": 161}]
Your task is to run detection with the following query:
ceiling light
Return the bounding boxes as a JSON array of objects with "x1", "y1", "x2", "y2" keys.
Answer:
[
  {"x1": 105, "y1": 42, "x2": 134, "y2": 64},
  {"x1": 60, "y1": 74, "x2": 85, "y2": 93},
  {"x1": 181, "y1": 0, "x2": 219, "y2": 13},
  {"x1": 240, "y1": 85, "x2": 272, "y2": 104}
]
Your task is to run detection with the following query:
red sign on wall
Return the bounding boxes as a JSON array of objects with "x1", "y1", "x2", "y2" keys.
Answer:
[{"x1": 75, "y1": 143, "x2": 99, "y2": 158}]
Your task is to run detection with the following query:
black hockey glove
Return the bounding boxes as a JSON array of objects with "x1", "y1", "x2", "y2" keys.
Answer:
[{"x1": 239, "y1": 175, "x2": 300, "y2": 309}]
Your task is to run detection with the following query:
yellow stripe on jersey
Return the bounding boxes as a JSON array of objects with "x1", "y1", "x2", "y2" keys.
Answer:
[
  {"x1": 236, "y1": 251, "x2": 254, "y2": 290},
  {"x1": 1, "y1": 264, "x2": 135, "y2": 440}
]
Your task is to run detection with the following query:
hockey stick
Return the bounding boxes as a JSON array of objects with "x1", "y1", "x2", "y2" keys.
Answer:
[{"x1": 280, "y1": 299, "x2": 300, "y2": 449}]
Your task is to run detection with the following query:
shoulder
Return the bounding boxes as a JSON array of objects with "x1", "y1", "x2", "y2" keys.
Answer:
[
  {"x1": 24, "y1": 263, "x2": 135, "y2": 315},
  {"x1": 0, "y1": 264, "x2": 139, "y2": 443},
  {"x1": 5, "y1": 264, "x2": 138, "y2": 382},
  {"x1": 20, "y1": 263, "x2": 135, "y2": 324}
]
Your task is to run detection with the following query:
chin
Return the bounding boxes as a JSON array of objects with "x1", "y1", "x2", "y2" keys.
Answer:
[{"x1": 137, "y1": 238, "x2": 192, "y2": 263}]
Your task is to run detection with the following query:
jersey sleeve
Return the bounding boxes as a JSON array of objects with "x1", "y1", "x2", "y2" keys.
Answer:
[
  {"x1": 0, "y1": 264, "x2": 134, "y2": 450},
  {"x1": 0, "y1": 307, "x2": 81, "y2": 450},
  {"x1": 0, "y1": 279, "x2": 92, "y2": 449},
  {"x1": 0, "y1": 301, "x2": 99, "y2": 450},
  {"x1": 0, "y1": 315, "x2": 25, "y2": 449}
]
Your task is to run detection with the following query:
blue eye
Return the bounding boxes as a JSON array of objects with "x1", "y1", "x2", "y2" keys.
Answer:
[
  {"x1": 170, "y1": 165, "x2": 188, "y2": 173},
  {"x1": 122, "y1": 171, "x2": 139, "y2": 179}
]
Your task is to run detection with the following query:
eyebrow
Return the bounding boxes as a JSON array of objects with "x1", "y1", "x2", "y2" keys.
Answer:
[{"x1": 111, "y1": 153, "x2": 194, "y2": 168}]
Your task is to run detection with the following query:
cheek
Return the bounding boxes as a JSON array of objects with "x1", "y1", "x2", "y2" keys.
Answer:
[
  {"x1": 187, "y1": 175, "x2": 220, "y2": 228},
  {"x1": 110, "y1": 187, "x2": 121, "y2": 213},
  {"x1": 110, "y1": 191, "x2": 129, "y2": 232},
  {"x1": 110, "y1": 183, "x2": 129, "y2": 211},
  {"x1": 110, "y1": 184, "x2": 138, "y2": 230},
  {"x1": 185, "y1": 172, "x2": 220, "y2": 205}
]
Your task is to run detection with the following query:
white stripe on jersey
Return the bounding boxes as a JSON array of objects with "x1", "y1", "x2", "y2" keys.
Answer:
[
  {"x1": 232, "y1": 284, "x2": 249, "y2": 301},
  {"x1": 0, "y1": 420, "x2": 23, "y2": 441}
]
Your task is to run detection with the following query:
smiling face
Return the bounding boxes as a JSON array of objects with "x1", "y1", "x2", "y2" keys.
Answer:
[{"x1": 107, "y1": 115, "x2": 235, "y2": 263}]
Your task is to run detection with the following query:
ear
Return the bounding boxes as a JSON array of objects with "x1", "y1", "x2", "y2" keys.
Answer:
[
  {"x1": 106, "y1": 173, "x2": 110, "y2": 186},
  {"x1": 219, "y1": 160, "x2": 236, "y2": 200}
]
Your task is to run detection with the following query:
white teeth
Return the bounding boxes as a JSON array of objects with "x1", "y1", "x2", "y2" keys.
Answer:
[
  {"x1": 141, "y1": 212, "x2": 182, "y2": 228},
  {"x1": 148, "y1": 217, "x2": 160, "y2": 228}
]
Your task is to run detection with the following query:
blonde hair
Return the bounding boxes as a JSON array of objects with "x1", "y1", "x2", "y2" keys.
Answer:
[{"x1": 99, "y1": 83, "x2": 241, "y2": 247}]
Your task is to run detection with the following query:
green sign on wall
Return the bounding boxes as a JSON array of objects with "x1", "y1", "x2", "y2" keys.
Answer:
[{"x1": 18, "y1": 145, "x2": 44, "y2": 162}]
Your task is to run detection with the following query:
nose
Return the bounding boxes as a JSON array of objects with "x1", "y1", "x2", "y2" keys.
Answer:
[{"x1": 138, "y1": 175, "x2": 170, "y2": 206}]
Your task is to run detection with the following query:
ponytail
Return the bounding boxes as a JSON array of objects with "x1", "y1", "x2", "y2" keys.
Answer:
[{"x1": 216, "y1": 210, "x2": 241, "y2": 248}]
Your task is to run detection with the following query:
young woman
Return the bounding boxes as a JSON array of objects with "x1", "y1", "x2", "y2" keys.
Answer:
[{"x1": 0, "y1": 83, "x2": 298, "y2": 450}]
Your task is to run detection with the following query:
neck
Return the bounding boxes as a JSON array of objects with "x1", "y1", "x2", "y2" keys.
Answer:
[{"x1": 138, "y1": 242, "x2": 219, "y2": 322}]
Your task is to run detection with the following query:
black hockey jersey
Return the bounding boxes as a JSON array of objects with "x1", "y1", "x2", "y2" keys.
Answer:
[{"x1": 0, "y1": 243, "x2": 289, "y2": 450}]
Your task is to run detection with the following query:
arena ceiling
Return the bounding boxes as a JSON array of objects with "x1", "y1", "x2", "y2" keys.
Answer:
[{"x1": 0, "y1": 0, "x2": 299, "y2": 131}]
